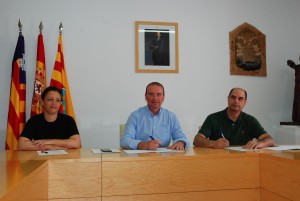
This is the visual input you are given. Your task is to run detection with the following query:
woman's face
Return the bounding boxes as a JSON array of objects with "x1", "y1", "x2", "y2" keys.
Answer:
[{"x1": 41, "y1": 91, "x2": 62, "y2": 115}]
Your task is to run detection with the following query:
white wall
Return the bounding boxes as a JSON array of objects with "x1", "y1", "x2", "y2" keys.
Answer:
[{"x1": 1, "y1": 0, "x2": 299, "y2": 150}]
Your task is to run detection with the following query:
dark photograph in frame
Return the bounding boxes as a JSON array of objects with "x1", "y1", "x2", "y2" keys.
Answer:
[
  {"x1": 144, "y1": 29, "x2": 170, "y2": 66},
  {"x1": 135, "y1": 21, "x2": 178, "y2": 73}
]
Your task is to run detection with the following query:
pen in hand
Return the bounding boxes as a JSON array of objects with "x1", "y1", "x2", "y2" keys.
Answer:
[
  {"x1": 221, "y1": 132, "x2": 226, "y2": 139},
  {"x1": 149, "y1": 136, "x2": 160, "y2": 149},
  {"x1": 220, "y1": 131, "x2": 229, "y2": 147}
]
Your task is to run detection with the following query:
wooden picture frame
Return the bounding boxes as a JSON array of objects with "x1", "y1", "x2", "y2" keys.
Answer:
[
  {"x1": 135, "y1": 21, "x2": 178, "y2": 73},
  {"x1": 229, "y1": 22, "x2": 266, "y2": 76}
]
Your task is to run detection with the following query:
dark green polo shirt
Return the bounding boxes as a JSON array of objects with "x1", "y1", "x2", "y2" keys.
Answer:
[{"x1": 198, "y1": 108, "x2": 267, "y2": 145}]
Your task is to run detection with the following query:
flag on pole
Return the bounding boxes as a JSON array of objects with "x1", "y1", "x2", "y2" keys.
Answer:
[
  {"x1": 31, "y1": 32, "x2": 46, "y2": 117},
  {"x1": 50, "y1": 33, "x2": 76, "y2": 120},
  {"x1": 5, "y1": 33, "x2": 26, "y2": 150}
]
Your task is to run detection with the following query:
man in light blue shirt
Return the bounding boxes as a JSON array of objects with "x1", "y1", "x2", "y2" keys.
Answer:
[{"x1": 121, "y1": 82, "x2": 189, "y2": 150}]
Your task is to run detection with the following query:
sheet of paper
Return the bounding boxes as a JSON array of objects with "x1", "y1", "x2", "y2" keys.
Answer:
[
  {"x1": 225, "y1": 147, "x2": 261, "y2": 152},
  {"x1": 37, "y1": 150, "x2": 68, "y2": 156},
  {"x1": 226, "y1": 145, "x2": 300, "y2": 152},
  {"x1": 123, "y1": 148, "x2": 185, "y2": 154},
  {"x1": 264, "y1": 145, "x2": 300, "y2": 151},
  {"x1": 91, "y1": 148, "x2": 121, "y2": 154}
]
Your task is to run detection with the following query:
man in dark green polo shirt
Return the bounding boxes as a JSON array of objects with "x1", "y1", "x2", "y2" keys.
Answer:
[{"x1": 193, "y1": 88, "x2": 275, "y2": 149}]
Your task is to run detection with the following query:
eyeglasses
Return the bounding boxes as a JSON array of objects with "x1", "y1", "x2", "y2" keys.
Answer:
[
  {"x1": 46, "y1": 98, "x2": 62, "y2": 103},
  {"x1": 229, "y1": 95, "x2": 245, "y2": 102}
]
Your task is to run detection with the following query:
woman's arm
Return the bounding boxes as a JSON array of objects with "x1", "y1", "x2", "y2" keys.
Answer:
[{"x1": 32, "y1": 134, "x2": 81, "y2": 149}]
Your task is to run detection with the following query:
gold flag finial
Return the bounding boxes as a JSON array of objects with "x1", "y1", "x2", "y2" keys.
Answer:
[{"x1": 59, "y1": 22, "x2": 63, "y2": 34}]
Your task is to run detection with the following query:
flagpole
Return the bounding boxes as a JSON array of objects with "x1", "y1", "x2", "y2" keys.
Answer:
[
  {"x1": 58, "y1": 22, "x2": 67, "y2": 114},
  {"x1": 50, "y1": 22, "x2": 76, "y2": 120},
  {"x1": 6, "y1": 19, "x2": 26, "y2": 150}
]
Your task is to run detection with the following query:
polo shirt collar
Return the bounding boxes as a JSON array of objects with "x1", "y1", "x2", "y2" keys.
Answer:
[{"x1": 224, "y1": 107, "x2": 244, "y2": 124}]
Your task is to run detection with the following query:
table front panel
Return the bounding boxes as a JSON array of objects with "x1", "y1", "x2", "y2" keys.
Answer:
[
  {"x1": 261, "y1": 155, "x2": 300, "y2": 201},
  {"x1": 102, "y1": 156, "x2": 260, "y2": 196},
  {"x1": 49, "y1": 162, "x2": 101, "y2": 199}
]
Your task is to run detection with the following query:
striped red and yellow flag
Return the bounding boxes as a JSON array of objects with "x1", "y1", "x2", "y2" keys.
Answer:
[
  {"x1": 5, "y1": 33, "x2": 26, "y2": 150},
  {"x1": 30, "y1": 33, "x2": 46, "y2": 117},
  {"x1": 50, "y1": 34, "x2": 76, "y2": 120}
]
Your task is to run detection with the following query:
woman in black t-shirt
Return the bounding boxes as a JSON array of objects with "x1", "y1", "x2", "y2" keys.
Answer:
[{"x1": 18, "y1": 86, "x2": 81, "y2": 151}]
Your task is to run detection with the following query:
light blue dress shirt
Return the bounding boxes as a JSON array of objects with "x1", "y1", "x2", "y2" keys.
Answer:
[{"x1": 121, "y1": 106, "x2": 190, "y2": 149}]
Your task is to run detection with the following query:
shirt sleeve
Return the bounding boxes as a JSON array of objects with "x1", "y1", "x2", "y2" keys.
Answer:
[
  {"x1": 20, "y1": 118, "x2": 35, "y2": 140},
  {"x1": 65, "y1": 115, "x2": 79, "y2": 137},
  {"x1": 171, "y1": 114, "x2": 190, "y2": 148},
  {"x1": 248, "y1": 115, "x2": 267, "y2": 139},
  {"x1": 199, "y1": 115, "x2": 213, "y2": 138},
  {"x1": 121, "y1": 113, "x2": 141, "y2": 149}
]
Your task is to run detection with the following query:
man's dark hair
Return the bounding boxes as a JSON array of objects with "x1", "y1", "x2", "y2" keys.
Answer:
[
  {"x1": 145, "y1": 82, "x2": 165, "y2": 95},
  {"x1": 41, "y1": 86, "x2": 62, "y2": 100},
  {"x1": 228, "y1": 88, "x2": 247, "y2": 100}
]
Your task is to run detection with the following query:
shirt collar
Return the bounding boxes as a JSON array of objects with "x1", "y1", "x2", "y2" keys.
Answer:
[
  {"x1": 146, "y1": 106, "x2": 162, "y2": 117},
  {"x1": 224, "y1": 108, "x2": 244, "y2": 124}
]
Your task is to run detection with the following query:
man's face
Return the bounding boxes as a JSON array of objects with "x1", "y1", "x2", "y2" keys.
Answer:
[
  {"x1": 145, "y1": 85, "x2": 165, "y2": 112},
  {"x1": 227, "y1": 88, "x2": 247, "y2": 112}
]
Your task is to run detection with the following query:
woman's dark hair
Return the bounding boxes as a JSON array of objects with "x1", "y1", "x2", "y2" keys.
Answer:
[{"x1": 41, "y1": 86, "x2": 62, "y2": 100}]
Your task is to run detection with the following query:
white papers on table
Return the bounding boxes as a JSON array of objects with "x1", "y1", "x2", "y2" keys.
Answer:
[
  {"x1": 91, "y1": 149, "x2": 121, "y2": 154},
  {"x1": 225, "y1": 147, "x2": 261, "y2": 152},
  {"x1": 264, "y1": 145, "x2": 300, "y2": 151},
  {"x1": 37, "y1": 150, "x2": 68, "y2": 156},
  {"x1": 226, "y1": 145, "x2": 300, "y2": 152},
  {"x1": 123, "y1": 148, "x2": 185, "y2": 154}
]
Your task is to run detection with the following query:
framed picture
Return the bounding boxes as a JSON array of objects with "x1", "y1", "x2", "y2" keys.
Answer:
[
  {"x1": 135, "y1": 21, "x2": 178, "y2": 73},
  {"x1": 229, "y1": 22, "x2": 266, "y2": 76}
]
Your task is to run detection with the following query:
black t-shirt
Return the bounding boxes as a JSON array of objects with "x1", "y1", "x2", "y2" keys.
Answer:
[{"x1": 20, "y1": 113, "x2": 79, "y2": 140}]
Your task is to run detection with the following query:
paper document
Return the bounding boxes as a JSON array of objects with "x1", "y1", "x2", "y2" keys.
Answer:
[
  {"x1": 37, "y1": 150, "x2": 68, "y2": 156},
  {"x1": 264, "y1": 145, "x2": 300, "y2": 151},
  {"x1": 226, "y1": 145, "x2": 300, "y2": 152},
  {"x1": 91, "y1": 148, "x2": 121, "y2": 154},
  {"x1": 225, "y1": 147, "x2": 261, "y2": 152},
  {"x1": 123, "y1": 148, "x2": 185, "y2": 154}
]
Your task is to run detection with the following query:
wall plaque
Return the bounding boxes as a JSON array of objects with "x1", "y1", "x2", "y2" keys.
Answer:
[{"x1": 230, "y1": 22, "x2": 266, "y2": 76}]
